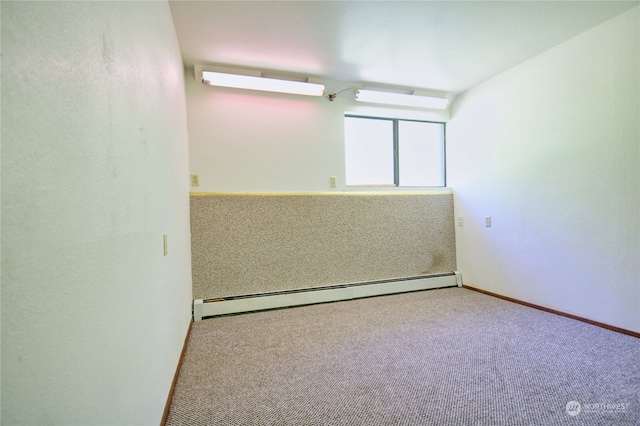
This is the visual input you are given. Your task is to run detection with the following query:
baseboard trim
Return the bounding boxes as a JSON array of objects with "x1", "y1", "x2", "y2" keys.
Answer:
[
  {"x1": 462, "y1": 285, "x2": 640, "y2": 339},
  {"x1": 195, "y1": 273, "x2": 460, "y2": 320},
  {"x1": 160, "y1": 318, "x2": 194, "y2": 426}
]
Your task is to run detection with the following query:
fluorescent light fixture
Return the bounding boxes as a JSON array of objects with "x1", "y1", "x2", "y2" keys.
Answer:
[
  {"x1": 202, "y1": 70, "x2": 325, "y2": 97},
  {"x1": 355, "y1": 89, "x2": 449, "y2": 109}
]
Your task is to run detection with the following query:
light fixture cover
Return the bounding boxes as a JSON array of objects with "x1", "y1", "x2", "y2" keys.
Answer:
[
  {"x1": 202, "y1": 70, "x2": 325, "y2": 97},
  {"x1": 355, "y1": 89, "x2": 449, "y2": 109}
]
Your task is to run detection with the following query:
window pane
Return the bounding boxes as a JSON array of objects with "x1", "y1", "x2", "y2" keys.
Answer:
[
  {"x1": 398, "y1": 121, "x2": 444, "y2": 186},
  {"x1": 344, "y1": 117, "x2": 394, "y2": 185}
]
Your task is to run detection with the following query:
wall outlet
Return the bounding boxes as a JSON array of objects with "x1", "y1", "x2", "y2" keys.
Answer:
[
  {"x1": 190, "y1": 174, "x2": 200, "y2": 187},
  {"x1": 329, "y1": 176, "x2": 336, "y2": 187},
  {"x1": 485, "y1": 216, "x2": 492, "y2": 227},
  {"x1": 457, "y1": 216, "x2": 464, "y2": 227},
  {"x1": 163, "y1": 234, "x2": 168, "y2": 256}
]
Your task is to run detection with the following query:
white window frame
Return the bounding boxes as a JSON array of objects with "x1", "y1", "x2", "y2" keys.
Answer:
[{"x1": 344, "y1": 115, "x2": 446, "y2": 187}]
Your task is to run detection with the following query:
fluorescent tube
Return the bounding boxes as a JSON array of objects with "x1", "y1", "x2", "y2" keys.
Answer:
[
  {"x1": 355, "y1": 89, "x2": 449, "y2": 109},
  {"x1": 202, "y1": 71, "x2": 325, "y2": 97}
]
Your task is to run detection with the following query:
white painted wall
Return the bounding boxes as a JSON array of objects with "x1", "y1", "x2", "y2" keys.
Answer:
[
  {"x1": 448, "y1": 7, "x2": 639, "y2": 333},
  {"x1": 1, "y1": 2, "x2": 192, "y2": 424},
  {"x1": 185, "y1": 73, "x2": 450, "y2": 192}
]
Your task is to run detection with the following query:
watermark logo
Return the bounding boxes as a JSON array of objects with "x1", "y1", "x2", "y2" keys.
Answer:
[
  {"x1": 566, "y1": 401, "x2": 630, "y2": 416},
  {"x1": 566, "y1": 401, "x2": 581, "y2": 417}
]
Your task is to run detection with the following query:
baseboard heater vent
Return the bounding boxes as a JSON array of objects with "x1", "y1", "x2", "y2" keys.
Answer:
[{"x1": 193, "y1": 271, "x2": 462, "y2": 321}]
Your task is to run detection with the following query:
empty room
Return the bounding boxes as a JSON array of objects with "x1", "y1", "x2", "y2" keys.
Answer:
[{"x1": 1, "y1": 1, "x2": 639, "y2": 425}]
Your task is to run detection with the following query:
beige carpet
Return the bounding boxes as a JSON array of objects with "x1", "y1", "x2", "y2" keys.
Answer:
[{"x1": 166, "y1": 287, "x2": 640, "y2": 425}]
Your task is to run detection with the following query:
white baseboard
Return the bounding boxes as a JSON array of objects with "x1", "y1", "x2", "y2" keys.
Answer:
[{"x1": 193, "y1": 272, "x2": 461, "y2": 321}]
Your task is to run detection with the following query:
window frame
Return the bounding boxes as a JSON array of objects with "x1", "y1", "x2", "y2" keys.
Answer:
[{"x1": 344, "y1": 114, "x2": 447, "y2": 187}]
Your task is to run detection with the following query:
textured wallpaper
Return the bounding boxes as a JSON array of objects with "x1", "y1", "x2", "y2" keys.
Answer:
[{"x1": 190, "y1": 193, "x2": 456, "y2": 299}]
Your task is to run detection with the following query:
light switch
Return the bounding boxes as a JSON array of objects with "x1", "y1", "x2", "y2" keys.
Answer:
[{"x1": 485, "y1": 216, "x2": 492, "y2": 227}]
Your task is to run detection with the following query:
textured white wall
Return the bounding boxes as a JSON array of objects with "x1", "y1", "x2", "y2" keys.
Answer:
[
  {"x1": 1, "y1": 2, "x2": 192, "y2": 424},
  {"x1": 448, "y1": 7, "x2": 639, "y2": 332},
  {"x1": 185, "y1": 74, "x2": 450, "y2": 192}
]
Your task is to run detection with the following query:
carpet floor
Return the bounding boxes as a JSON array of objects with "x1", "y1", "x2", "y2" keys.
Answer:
[{"x1": 166, "y1": 287, "x2": 640, "y2": 425}]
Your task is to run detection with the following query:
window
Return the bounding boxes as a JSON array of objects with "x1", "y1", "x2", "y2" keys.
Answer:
[{"x1": 344, "y1": 115, "x2": 445, "y2": 187}]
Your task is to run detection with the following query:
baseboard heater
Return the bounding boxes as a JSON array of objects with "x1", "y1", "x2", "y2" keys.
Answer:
[{"x1": 193, "y1": 271, "x2": 462, "y2": 321}]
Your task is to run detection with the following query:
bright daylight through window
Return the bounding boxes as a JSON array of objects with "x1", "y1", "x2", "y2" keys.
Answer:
[{"x1": 344, "y1": 116, "x2": 445, "y2": 187}]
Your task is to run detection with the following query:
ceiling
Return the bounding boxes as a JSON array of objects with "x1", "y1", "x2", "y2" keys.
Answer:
[{"x1": 169, "y1": 1, "x2": 637, "y2": 95}]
